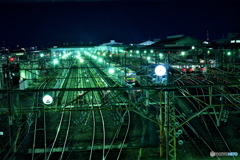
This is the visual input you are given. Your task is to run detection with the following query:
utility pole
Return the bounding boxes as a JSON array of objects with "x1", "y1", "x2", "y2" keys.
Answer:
[
  {"x1": 6, "y1": 57, "x2": 13, "y2": 146},
  {"x1": 164, "y1": 90, "x2": 176, "y2": 160},
  {"x1": 159, "y1": 53, "x2": 177, "y2": 160}
]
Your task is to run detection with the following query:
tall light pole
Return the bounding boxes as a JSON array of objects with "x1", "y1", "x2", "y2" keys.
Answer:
[{"x1": 157, "y1": 54, "x2": 177, "y2": 160}]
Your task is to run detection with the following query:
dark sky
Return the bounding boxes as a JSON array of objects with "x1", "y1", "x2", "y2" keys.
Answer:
[{"x1": 0, "y1": 0, "x2": 240, "y2": 48}]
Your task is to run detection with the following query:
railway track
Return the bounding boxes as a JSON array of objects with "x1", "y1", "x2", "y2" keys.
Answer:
[
  {"x1": 31, "y1": 71, "x2": 58, "y2": 160},
  {"x1": 174, "y1": 75, "x2": 236, "y2": 159},
  {"x1": 87, "y1": 60, "x2": 132, "y2": 160},
  {"x1": 84, "y1": 62, "x2": 106, "y2": 160},
  {"x1": 46, "y1": 63, "x2": 78, "y2": 160}
]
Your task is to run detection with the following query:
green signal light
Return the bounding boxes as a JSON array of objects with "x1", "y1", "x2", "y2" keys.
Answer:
[
  {"x1": 181, "y1": 52, "x2": 186, "y2": 56},
  {"x1": 53, "y1": 59, "x2": 59, "y2": 64}
]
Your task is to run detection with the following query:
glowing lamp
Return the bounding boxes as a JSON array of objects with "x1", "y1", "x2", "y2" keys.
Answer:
[
  {"x1": 43, "y1": 95, "x2": 53, "y2": 105},
  {"x1": 108, "y1": 68, "x2": 115, "y2": 74},
  {"x1": 181, "y1": 52, "x2": 185, "y2": 56},
  {"x1": 155, "y1": 65, "x2": 166, "y2": 76},
  {"x1": 53, "y1": 59, "x2": 59, "y2": 64}
]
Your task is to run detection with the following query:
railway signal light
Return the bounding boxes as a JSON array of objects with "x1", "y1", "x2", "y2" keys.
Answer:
[
  {"x1": 53, "y1": 59, "x2": 59, "y2": 64},
  {"x1": 9, "y1": 57, "x2": 15, "y2": 62}
]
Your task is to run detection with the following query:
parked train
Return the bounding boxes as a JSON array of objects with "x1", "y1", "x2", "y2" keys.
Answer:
[
  {"x1": 171, "y1": 58, "x2": 217, "y2": 74},
  {"x1": 125, "y1": 68, "x2": 137, "y2": 85},
  {"x1": 171, "y1": 64, "x2": 206, "y2": 74},
  {"x1": 112, "y1": 67, "x2": 137, "y2": 86}
]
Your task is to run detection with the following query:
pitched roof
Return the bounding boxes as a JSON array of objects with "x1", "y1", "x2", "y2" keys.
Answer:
[
  {"x1": 153, "y1": 36, "x2": 187, "y2": 45},
  {"x1": 144, "y1": 35, "x2": 201, "y2": 49},
  {"x1": 137, "y1": 40, "x2": 154, "y2": 43}
]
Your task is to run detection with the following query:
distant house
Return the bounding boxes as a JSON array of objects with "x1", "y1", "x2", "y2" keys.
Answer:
[
  {"x1": 211, "y1": 33, "x2": 240, "y2": 49},
  {"x1": 155, "y1": 34, "x2": 201, "y2": 47},
  {"x1": 141, "y1": 34, "x2": 202, "y2": 51},
  {"x1": 101, "y1": 40, "x2": 123, "y2": 46}
]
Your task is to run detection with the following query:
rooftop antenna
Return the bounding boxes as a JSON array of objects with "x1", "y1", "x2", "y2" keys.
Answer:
[{"x1": 206, "y1": 30, "x2": 209, "y2": 42}]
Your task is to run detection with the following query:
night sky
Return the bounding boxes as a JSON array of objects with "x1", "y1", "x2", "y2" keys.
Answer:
[{"x1": 0, "y1": 0, "x2": 240, "y2": 48}]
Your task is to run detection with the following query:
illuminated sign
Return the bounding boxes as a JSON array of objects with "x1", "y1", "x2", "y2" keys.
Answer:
[{"x1": 15, "y1": 53, "x2": 24, "y2": 55}]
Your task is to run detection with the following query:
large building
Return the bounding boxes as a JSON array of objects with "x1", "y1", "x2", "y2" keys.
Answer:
[{"x1": 101, "y1": 40, "x2": 123, "y2": 46}]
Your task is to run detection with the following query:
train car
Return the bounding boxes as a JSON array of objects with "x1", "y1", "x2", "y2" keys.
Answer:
[
  {"x1": 186, "y1": 65, "x2": 206, "y2": 73},
  {"x1": 187, "y1": 67, "x2": 194, "y2": 73},
  {"x1": 195, "y1": 65, "x2": 205, "y2": 72},
  {"x1": 178, "y1": 65, "x2": 206, "y2": 74},
  {"x1": 181, "y1": 68, "x2": 187, "y2": 74},
  {"x1": 125, "y1": 68, "x2": 136, "y2": 85}
]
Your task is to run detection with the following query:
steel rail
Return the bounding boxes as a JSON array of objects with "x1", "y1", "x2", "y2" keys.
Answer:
[
  {"x1": 59, "y1": 68, "x2": 77, "y2": 160},
  {"x1": 176, "y1": 77, "x2": 234, "y2": 158},
  {"x1": 116, "y1": 111, "x2": 131, "y2": 160},
  {"x1": 85, "y1": 64, "x2": 96, "y2": 160},
  {"x1": 46, "y1": 64, "x2": 74, "y2": 160},
  {"x1": 88, "y1": 61, "x2": 106, "y2": 159},
  {"x1": 175, "y1": 108, "x2": 206, "y2": 159},
  {"x1": 4, "y1": 82, "x2": 240, "y2": 93},
  {"x1": 32, "y1": 76, "x2": 54, "y2": 160},
  {"x1": 2, "y1": 121, "x2": 29, "y2": 160},
  {"x1": 186, "y1": 78, "x2": 219, "y2": 152}
]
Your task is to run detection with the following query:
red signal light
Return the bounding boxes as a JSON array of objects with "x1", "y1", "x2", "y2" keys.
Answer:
[{"x1": 9, "y1": 57, "x2": 15, "y2": 62}]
